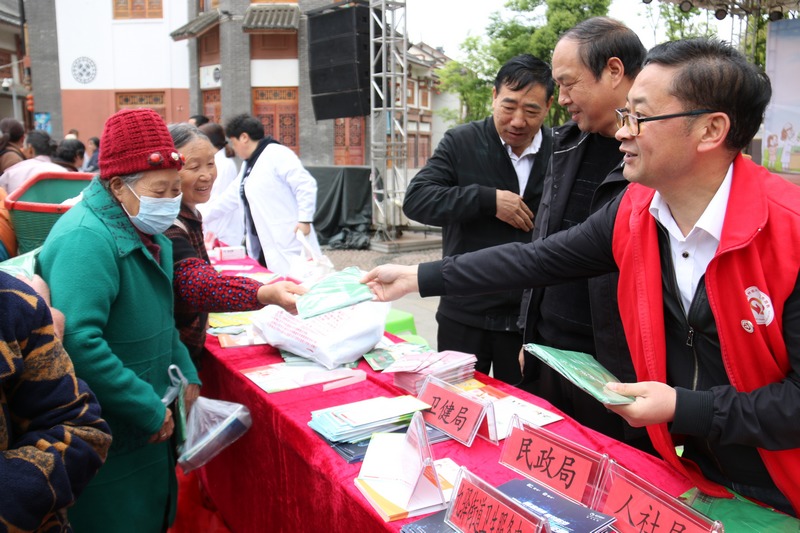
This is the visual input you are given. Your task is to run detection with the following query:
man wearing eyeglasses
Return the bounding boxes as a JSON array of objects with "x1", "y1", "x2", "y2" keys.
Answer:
[
  {"x1": 517, "y1": 17, "x2": 653, "y2": 454},
  {"x1": 362, "y1": 38, "x2": 800, "y2": 516}
]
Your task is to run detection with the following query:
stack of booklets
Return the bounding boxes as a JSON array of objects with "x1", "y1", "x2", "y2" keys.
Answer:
[
  {"x1": 363, "y1": 339, "x2": 432, "y2": 371},
  {"x1": 497, "y1": 478, "x2": 615, "y2": 532},
  {"x1": 399, "y1": 509, "x2": 450, "y2": 533},
  {"x1": 308, "y1": 395, "x2": 431, "y2": 444},
  {"x1": 324, "y1": 424, "x2": 451, "y2": 463},
  {"x1": 401, "y1": 479, "x2": 616, "y2": 533},
  {"x1": 384, "y1": 350, "x2": 477, "y2": 395}
]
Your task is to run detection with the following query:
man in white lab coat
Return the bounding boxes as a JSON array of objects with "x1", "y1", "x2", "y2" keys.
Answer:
[{"x1": 224, "y1": 114, "x2": 321, "y2": 275}]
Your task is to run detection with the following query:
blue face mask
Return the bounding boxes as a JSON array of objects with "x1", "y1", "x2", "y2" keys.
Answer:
[{"x1": 123, "y1": 183, "x2": 182, "y2": 235}]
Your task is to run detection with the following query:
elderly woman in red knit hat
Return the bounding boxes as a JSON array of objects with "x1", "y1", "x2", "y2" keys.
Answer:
[
  {"x1": 38, "y1": 108, "x2": 200, "y2": 532},
  {"x1": 164, "y1": 122, "x2": 305, "y2": 362}
]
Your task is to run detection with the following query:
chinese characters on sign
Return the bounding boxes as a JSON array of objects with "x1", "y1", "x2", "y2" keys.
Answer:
[
  {"x1": 419, "y1": 380, "x2": 486, "y2": 446},
  {"x1": 449, "y1": 478, "x2": 541, "y2": 533},
  {"x1": 603, "y1": 476, "x2": 707, "y2": 533},
  {"x1": 501, "y1": 425, "x2": 594, "y2": 502}
]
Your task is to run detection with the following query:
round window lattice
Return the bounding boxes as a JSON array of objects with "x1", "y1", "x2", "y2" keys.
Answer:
[{"x1": 71, "y1": 57, "x2": 97, "y2": 84}]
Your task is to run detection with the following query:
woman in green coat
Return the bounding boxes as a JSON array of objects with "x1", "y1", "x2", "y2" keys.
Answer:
[{"x1": 39, "y1": 108, "x2": 200, "y2": 532}]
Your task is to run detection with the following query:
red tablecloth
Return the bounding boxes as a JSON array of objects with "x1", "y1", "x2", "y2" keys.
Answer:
[
  {"x1": 188, "y1": 256, "x2": 691, "y2": 531},
  {"x1": 194, "y1": 331, "x2": 693, "y2": 532}
]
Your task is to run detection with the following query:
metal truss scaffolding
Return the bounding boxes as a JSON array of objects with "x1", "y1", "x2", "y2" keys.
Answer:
[
  {"x1": 369, "y1": 0, "x2": 408, "y2": 240},
  {"x1": 665, "y1": 0, "x2": 800, "y2": 63}
]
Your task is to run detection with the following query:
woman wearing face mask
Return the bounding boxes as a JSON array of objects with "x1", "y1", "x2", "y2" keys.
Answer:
[
  {"x1": 164, "y1": 123, "x2": 305, "y2": 362},
  {"x1": 38, "y1": 108, "x2": 200, "y2": 533}
]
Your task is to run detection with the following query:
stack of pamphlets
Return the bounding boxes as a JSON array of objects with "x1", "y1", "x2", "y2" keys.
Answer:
[
  {"x1": 278, "y1": 349, "x2": 359, "y2": 368},
  {"x1": 401, "y1": 479, "x2": 616, "y2": 533},
  {"x1": 243, "y1": 362, "x2": 364, "y2": 394},
  {"x1": 498, "y1": 478, "x2": 616, "y2": 533},
  {"x1": 384, "y1": 350, "x2": 477, "y2": 395},
  {"x1": 464, "y1": 384, "x2": 563, "y2": 438},
  {"x1": 323, "y1": 423, "x2": 451, "y2": 463},
  {"x1": 308, "y1": 395, "x2": 431, "y2": 443},
  {"x1": 399, "y1": 509, "x2": 451, "y2": 533},
  {"x1": 363, "y1": 338, "x2": 432, "y2": 371}
]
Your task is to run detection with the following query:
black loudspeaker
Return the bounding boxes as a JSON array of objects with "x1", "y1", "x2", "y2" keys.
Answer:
[{"x1": 307, "y1": 3, "x2": 376, "y2": 120}]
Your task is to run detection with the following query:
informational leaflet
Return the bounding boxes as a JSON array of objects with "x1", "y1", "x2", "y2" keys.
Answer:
[
  {"x1": 498, "y1": 478, "x2": 616, "y2": 533},
  {"x1": 242, "y1": 363, "x2": 364, "y2": 393},
  {"x1": 465, "y1": 385, "x2": 563, "y2": 439},
  {"x1": 308, "y1": 395, "x2": 431, "y2": 443},
  {"x1": 295, "y1": 266, "x2": 374, "y2": 319},
  {"x1": 523, "y1": 344, "x2": 634, "y2": 405}
]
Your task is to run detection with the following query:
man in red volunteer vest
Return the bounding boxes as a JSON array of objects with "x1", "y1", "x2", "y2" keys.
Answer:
[{"x1": 361, "y1": 38, "x2": 800, "y2": 516}]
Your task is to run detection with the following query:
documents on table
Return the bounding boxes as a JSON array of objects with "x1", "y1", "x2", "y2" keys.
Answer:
[
  {"x1": 363, "y1": 338, "x2": 432, "y2": 371},
  {"x1": 308, "y1": 395, "x2": 431, "y2": 444},
  {"x1": 384, "y1": 350, "x2": 478, "y2": 395},
  {"x1": 354, "y1": 412, "x2": 457, "y2": 522},
  {"x1": 464, "y1": 385, "x2": 563, "y2": 439},
  {"x1": 242, "y1": 362, "x2": 365, "y2": 393}
]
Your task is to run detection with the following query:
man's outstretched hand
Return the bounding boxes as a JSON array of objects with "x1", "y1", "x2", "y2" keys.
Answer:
[{"x1": 360, "y1": 264, "x2": 420, "y2": 302}]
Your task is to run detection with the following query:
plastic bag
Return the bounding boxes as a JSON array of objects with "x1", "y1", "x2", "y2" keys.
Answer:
[
  {"x1": 0, "y1": 246, "x2": 40, "y2": 279},
  {"x1": 286, "y1": 230, "x2": 334, "y2": 285},
  {"x1": 162, "y1": 365, "x2": 188, "y2": 449},
  {"x1": 251, "y1": 300, "x2": 390, "y2": 369},
  {"x1": 177, "y1": 396, "x2": 252, "y2": 473}
]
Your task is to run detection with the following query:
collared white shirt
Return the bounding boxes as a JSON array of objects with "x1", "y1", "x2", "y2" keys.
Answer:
[
  {"x1": 500, "y1": 129, "x2": 543, "y2": 193},
  {"x1": 648, "y1": 164, "x2": 733, "y2": 313}
]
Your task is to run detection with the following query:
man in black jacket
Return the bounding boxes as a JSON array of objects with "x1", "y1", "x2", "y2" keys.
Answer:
[
  {"x1": 518, "y1": 17, "x2": 654, "y2": 453},
  {"x1": 403, "y1": 55, "x2": 554, "y2": 384}
]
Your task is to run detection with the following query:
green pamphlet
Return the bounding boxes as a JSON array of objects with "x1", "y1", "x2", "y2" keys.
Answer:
[
  {"x1": 296, "y1": 266, "x2": 374, "y2": 319},
  {"x1": 523, "y1": 343, "x2": 635, "y2": 405}
]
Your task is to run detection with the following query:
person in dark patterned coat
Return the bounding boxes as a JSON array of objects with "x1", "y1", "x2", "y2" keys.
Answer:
[
  {"x1": 165, "y1": 123, "x2": 306, "y2": 360},
  {"x1": 0, "y1": 271, "x2": 111, "y2": 532}
]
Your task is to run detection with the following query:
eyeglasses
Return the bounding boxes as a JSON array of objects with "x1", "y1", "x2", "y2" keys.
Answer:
[{"x1": 615, "y1": 108, "x2": 716, "y2": 137}]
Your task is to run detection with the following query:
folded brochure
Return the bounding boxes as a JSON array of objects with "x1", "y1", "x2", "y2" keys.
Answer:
[{"x1": 523, "y1": 343, "x2": 634, "y2": 405}]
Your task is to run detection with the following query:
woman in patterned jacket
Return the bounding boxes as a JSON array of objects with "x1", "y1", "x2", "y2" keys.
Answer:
[{"x1": 164, "y1": 123, "x2": 305, "y2": 361}]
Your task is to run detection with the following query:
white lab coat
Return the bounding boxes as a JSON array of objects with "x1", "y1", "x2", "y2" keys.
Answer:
[
  {"x1": 240, "y1": 142, "x2": 321, "y2": 275},
  {"x1": 197, "y1": 148, "x2": 244, "y2": 247}
]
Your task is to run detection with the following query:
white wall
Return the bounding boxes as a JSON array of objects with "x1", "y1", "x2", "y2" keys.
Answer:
[
  {"x1": 431, "y1": 91, "x2": 459, "y2": 150},
  {"x1": 55, "y1": 0, "x2": 190, "y2": 90},
  {"x1": 251, "y1": 60, "x2": 300, "y2": 87}
]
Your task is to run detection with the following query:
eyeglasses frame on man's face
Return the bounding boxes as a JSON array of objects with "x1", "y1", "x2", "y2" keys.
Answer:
[{"x1": 615, "y1": 108, "x2": 717, "y2": 137}]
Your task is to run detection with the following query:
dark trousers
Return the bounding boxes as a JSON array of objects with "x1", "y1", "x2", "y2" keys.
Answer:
[{"x1": 436, "y1": 312, "x2": 523, "y2": 384}]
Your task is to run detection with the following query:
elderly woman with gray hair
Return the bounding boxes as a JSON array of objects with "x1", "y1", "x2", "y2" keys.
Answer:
[{"x1": 165, "y1": 122, "x2": 305, "y2": 361}]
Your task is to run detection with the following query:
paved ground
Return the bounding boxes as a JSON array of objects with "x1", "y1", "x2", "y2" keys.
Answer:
[{"x1": 322, "y1": 236, "x2": 442, "y2": 349}]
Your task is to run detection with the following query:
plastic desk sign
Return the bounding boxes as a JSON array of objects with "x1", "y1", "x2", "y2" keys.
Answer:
[
  {"x1": 417, "y1": 374, "x2": 496, "y2": 447},
  {"x1": 500, "y1": 414, "x2": 607, "y2": 506},
  {"x1": 445, "y1": 467, "x2": 551, "y2": 533},
  {"x1": 592, "y1": 460, "x2": 723, "y2": 533},
  {"x1": 354, "y1": 411, "x2": 447, "y2": 521}
]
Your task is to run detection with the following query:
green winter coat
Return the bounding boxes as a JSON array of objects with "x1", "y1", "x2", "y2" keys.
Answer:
[{"x1": 38, "y1": 177, "x2": 199, "y2": 532}]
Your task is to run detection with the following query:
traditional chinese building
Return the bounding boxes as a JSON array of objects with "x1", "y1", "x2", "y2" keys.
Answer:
[{"x1": 22, "y1": 0, "x2": 454, "y2": 170}]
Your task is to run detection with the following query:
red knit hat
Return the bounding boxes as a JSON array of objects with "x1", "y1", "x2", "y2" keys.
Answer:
[{"x1": 98, "y1": 108, "x2": 183, "y2": 179}]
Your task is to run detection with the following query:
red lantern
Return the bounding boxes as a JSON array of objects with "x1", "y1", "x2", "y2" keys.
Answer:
[{"x1": 25, "y1": 93, "x2": 33, "y2": 112}]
